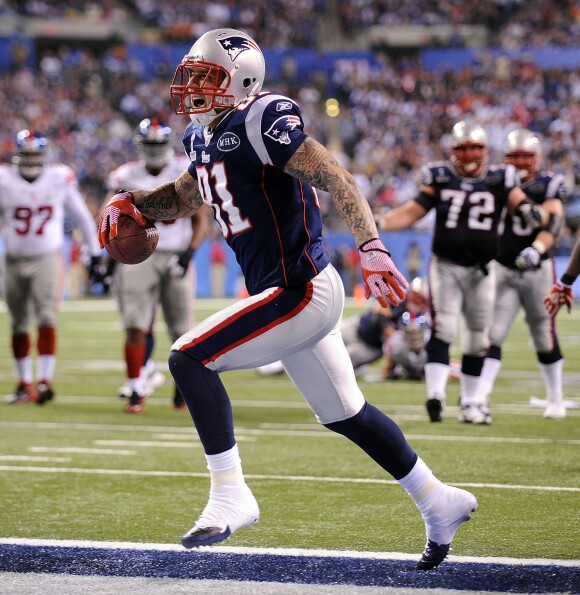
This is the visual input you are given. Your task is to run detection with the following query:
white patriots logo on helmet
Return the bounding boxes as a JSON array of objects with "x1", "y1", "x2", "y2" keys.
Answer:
[
  {"x1": 264, "y1": 115, "x2": 302, "y2": 145},
  {"x1": 218, "y1": 36, "x2": 260, "y2": 62}
]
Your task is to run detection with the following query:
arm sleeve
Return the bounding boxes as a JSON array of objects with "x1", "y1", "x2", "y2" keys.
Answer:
[{"x1": 64, "y1": 176, "x2": 102, "y2": 257}]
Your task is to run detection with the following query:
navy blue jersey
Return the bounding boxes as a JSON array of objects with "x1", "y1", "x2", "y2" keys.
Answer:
[
  {"x1": 182, "y1": 92, "x2": 329, "y2": 295},
  {"x1": 496, "y1": 171, "x2": 567, "y2": 269},
  {"x1": 414, "y1": 162, "x2": 518, "y2": 266}
]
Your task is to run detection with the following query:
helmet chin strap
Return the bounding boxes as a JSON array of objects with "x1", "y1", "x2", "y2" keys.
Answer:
[{"x1": 462, "y1": 162, "x2": 478, "y2": 173}]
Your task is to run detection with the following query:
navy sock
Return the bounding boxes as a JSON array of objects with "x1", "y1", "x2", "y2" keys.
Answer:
[
  {"x1": 144, "y1": 332, "x2": 155, "y2": 364},
  {"x1": 324, "y1": 402, "x2": 417, "y2": 479},
  {"x1": 168, "y1": 350, "x2": 235, "y2": 455}
]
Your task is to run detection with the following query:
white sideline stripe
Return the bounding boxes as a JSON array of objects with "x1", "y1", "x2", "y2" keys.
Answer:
[
  {"x1": 0, "y1": 538, "x2": 578, "y2": 567},
  {"x1": 29, "y1": 447, "x2": 136, "y2": 456},
  {"x1": 0, "y1": 421, "x2": 578, "y2": 445},
  {"x1": 0, "y1": 456, "x2": 71, "y2": 463},
  {"x1": 0, "y1": 465, "x2": 578, "y2": 492}
]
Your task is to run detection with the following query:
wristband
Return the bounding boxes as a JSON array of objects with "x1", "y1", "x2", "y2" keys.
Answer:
[
  {"x1": 531, "y1": 239, "x2": 547, "y2": 255},
  {"x1": 561, "y1": 273, "x2": 577, "y2": 286}
]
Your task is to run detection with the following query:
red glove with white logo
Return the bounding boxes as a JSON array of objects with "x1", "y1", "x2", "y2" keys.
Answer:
[
  {"x1": 98, "y1": 191, "x2": 147, "y2": 248},
  {"x1": 359, "y1": 238, "x2": 409, "y2": 307},
  {"x1": 543, "y1": 280, "x2": 573, "y2": 317}
]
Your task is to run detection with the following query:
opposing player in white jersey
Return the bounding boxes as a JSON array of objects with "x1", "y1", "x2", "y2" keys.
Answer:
[
  {"x1": 100, "y1": 28, "x2": 479, "y2": 570},
  {"x1": 478, "y1": 129, "x2": 567, "y2": 419},
  {"x1": 106, "y1": 118, "x2": 210, "y2": 413},
  {"x1": 380, "y1": 121, "x2": 547, "y2": 424},
  {"x1": 0, "y1": 130, "x2": 105, "y2": 404}
]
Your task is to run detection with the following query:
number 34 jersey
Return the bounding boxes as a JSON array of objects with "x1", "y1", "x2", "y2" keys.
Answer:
[
  {"x1": 415, "y1": 162, "x2": 519, "y2": 267},
  {"x1": 182, "y1": 92, "x2": 330, "y2": 296}
]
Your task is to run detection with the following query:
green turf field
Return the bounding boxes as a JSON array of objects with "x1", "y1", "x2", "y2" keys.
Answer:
[{"x1": 0, "y1": 298, "x2": 578, "y2": 561}]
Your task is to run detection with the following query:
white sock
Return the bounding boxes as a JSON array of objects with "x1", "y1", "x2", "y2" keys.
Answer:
[
  {"x1": 424, "y1": 363, "x2": 449, "y2": 401},
  {"x1": 37, "y1": 355, "x2": 56, "y2": 382},
  {"x1": 479, "y1": 357, "x2": 501, "y2": 399},
  {"x1": 460, "y1": 373, "x2": 481, "y2": 404},
  {"x1": 15, "y1": 357, "x2": 33, "y2": 384},
  {"x1": 206, "y1": 444, "x2": 245, "y2": 487},
  {"x1": 399, "y1": 457, "x2": 442, "y2": 506},
  {"x1": 538, "y1": 359, "x2": 563, "y2": 403}
]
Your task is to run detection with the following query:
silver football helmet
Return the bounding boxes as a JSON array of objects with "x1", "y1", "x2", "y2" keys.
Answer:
[
  {"x1": 504, "y1": 128, "x2": 541, "y2": 182},
  {"x1": 450, "y1": 120, "x2": 488, "y2": 177},
  {"x1": 134, "y1": 118, "x2": 173, "y2": 169},
  {"x1": 170, "y1": 28, "x2": 266, "y2": 126},
  {"x1": 406, "y1": 277, "x2": 429, "y2": 314},
  {"x1": 13, "y1": 129, "x2": 48, "y2": 181}
]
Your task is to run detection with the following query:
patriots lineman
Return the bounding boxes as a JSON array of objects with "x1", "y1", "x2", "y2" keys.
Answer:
[
  {"x1": 100, "y1": 28, "x2": 478, "y2": 569},
  {"x1": 478, "y1": 129, "x2": 568, "y2": 420},
  {"x1": 105, "y1": 118, "x2": 211, "y2": 413},
  {"x1": 380, "y1": 121, "x2": 547, "y2": 424},
  {"x1": 1, "y1": 130, "x2": 105, "y2": 404}
]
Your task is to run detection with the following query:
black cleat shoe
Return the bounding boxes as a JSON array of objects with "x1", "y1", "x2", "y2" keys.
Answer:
[
  {"x1": 124, "y1": 391, "x2": 145, "y2": 413},
  {"x1": 417, "y1": 540, "x2": 450, "y2": 570},
  {"x1": 35, "y1": 381, "x2": 54, "y2": 405},
  {"x1": 425, "y1": 398, "x2": 442, "y2": 422},
  {"x1": 182, "y1": 525, "x2": 231, "y2": 548}
]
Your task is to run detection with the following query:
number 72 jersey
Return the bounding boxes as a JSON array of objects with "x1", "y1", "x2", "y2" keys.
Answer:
[{"x1": 415, "y1": 162, "x2": 519, "y2": 267}]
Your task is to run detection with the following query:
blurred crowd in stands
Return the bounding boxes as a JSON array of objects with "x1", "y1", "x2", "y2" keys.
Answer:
[
  {"x1": 338, "y1": 0, "x2": 579, "y2": 48},
  {"x1": 0, "y1": 0, "x2": 579, "y2": 251}
]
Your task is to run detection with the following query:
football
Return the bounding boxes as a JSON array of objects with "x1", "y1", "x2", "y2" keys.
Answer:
[{"x1": 105, "y1": 215, "x2": 159, "y2": 265}]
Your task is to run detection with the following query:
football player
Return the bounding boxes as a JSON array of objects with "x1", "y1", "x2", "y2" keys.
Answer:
[
  {"x1": 479, "y1": 129, "x2": 568, "y2": 420},
  {"x1": 99, "y1": 29, "x2": 477, "y2": 570},
  {"x1": 379, "y1": 121, "x2": 547, "y2": 424},
  {"x1": 0, "y1": 130, "x2": 105, "y2": 404},
  {"x1": 383, "y1": 277, "x2": 431, "y2": 381},
  {"x1": 105, "y1": 118, "x2": 211, "y2": 413}
]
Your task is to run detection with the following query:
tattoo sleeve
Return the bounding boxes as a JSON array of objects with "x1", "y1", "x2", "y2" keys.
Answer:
[
  {"x1": 131, "y1": 170, "x2": 204, "y2": 220},
  {"x1": 285, "y1": 137, "x2": 377, "y2": 246}
]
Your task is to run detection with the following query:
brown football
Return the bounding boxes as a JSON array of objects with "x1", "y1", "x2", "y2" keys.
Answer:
[{"x1": 105, "y1": 215, "x2": 159, "y2": 265}]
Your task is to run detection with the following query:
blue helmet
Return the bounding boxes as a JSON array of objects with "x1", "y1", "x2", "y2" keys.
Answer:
[
  {"x1": 134, "y1": 118, "x2": 173, "y2": 169},
  {"x1": 15, "y1": 129, "x2": 48, "y2": 180}
]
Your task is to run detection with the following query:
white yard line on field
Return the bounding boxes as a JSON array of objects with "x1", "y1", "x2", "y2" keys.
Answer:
[
  {"x1": 1, "y1": 537, "x2": 579, "y2": 567},
  {"x1": 0, "y1": 465, "x2": 578, "y2": 493},
  {"x1": 29, "y1": 447, "x2": 136, "y2": 455},
  {"x1": 1, "y1": 420, "x2": 578, "y2": 445}
]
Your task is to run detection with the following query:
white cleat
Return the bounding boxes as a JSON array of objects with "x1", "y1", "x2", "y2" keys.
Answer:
[
  {"x1": 543, "y1": 402, "x2": 566, "y2": 419},
  {"x1": 458, "y1": 404, "x2": 491, "y2": 425},
  {"x1": 145, "y1": 370, "x2": 166, "y2": 394},
  {"x1": 417, "y1": 484, "x2": 478, "y2": 570},
  {"x1": 182, "y1": 483, "x2": 259, "y2": 548}
]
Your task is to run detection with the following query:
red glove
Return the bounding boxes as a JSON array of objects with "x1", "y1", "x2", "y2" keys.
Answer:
[
  {"x1": 359, "y1": 238, "x2": 409, "y2": 307},
  {"x1": 543, "y1": 280, "x2": 573, "y2": 317},
  {"x1": 98, "y1": 191, "x2": 147, "y2": 248}
]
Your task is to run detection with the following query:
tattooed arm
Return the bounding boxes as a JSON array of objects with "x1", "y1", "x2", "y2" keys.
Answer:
[
  {"x1": 284, "y1": 137, "x2": 378, "y2": 246},
  {"x1": 131, "y1": 170, "x2": 204, "y2": 221}
]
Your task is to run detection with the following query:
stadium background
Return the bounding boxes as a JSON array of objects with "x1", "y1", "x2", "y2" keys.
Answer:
[{"x1": 0, "y1": 0, "x2": 579, "y2": 297}]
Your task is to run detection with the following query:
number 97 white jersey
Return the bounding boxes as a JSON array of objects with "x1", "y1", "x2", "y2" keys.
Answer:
[{"x1": 0, "y1": 163, "x2": 100, "y2": 258}]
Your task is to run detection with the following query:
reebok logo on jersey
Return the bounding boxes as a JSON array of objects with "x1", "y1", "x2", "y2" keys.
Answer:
[
  {"x1": 217, "y1": 132, "x2": 241, "y2": 152},
  {"x1": 264, "y1": 115, "x2": 302, "y2": 145},
  {"x1": 276, "y1": 101, "x2": 293, "y2": 112},
  {"x1": 217, "y1": 36, "x2": 260, "y2": 62}
]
